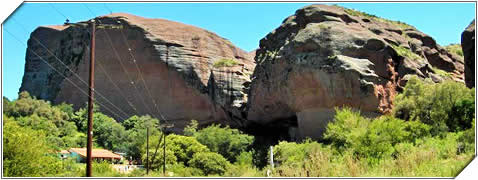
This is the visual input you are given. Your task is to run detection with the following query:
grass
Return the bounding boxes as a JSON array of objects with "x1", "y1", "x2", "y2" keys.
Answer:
[
  {"x1": 391, "y1": 44, "x2": 423, "y2": 61},
  {"x1": 432, "y1": 66, "x2": 453, "y2": 78},
  {"x1": 213, "y1": 58, "x2": 239, "y2": 68},
  {"x1": 343, "y1": 8, "x2": 378, "y2": 19},
  {"x1": 340, "y1": 6, "x2": 415, "y2": 30},
  {"x1": 444, "y1": 44, "x2": 464, "y2": 63},
  {"x1": 444, "y1": 44, "x2": 463, "y2": 57}
]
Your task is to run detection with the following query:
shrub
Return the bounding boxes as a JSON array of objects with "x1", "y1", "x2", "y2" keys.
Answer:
[
  {"x1": 403, "y1": 119, "x2": 432, "y2": 143},
  {"x1": 391, "y1": 44, "x2": 423, "y2": 61},
  {"x1": 224, "y1": 151, "x2": 261, "y2": 177},
  {"x1": 457, "y1": 118, "x2": 475, "y2": 153},
  {"x1": 92, "y1": 161, "x2": 122, "y2": 177},
  {"x1": 235, "y1": 151, "x2": 254, "y2": 166},
  {"x1": 273, "y1": 141, "x2": 309, "y2": 166},
  {"x1": 168, "y1": 163, "x2": 204, "y2": 177},
  {"x1": 323, "y1": 107, "x2": 370, "y2": 150},
  {"x1": 194, "y1": 124, "x2": 254, "y2": 163},
  {"x1": 213, "y1": 58, "x2": 239, "y2": 68},
  {"x1": 188, "y1": 152, "x2": 230, "y2": 175},
  {"x1": 449, "y1": 98, "x2": 475, "y2": 131},
  {"x1": 325, "y1": 108, "x2": 431, "y2": 162},
  {"x1": 393, "y1": 76, "x2": 475, "y2": 135},
  {"x1": 354, "y1": 116, "x2": 427, "y2": 161},
  {"x1": 224, "y1": 163, "x2": 261, "y2": 177}
]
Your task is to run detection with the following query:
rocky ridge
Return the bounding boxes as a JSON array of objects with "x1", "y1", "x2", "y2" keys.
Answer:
[
  {"x1": 246, "y1": 5, "x2": 465, "y2": 139},
  {"x1": 20, "y1": 5, "x2": 469, "y2": 138},
  {"x1": 20, "y1": 13, "x2": 255, "y2": 132}
]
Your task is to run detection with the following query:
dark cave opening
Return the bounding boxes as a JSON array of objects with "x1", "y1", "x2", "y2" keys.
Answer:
[{"x1": 239, "y1": 115, "x2": 299, "y2": 168}]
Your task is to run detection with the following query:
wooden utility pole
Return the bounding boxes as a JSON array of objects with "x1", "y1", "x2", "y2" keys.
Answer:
[
  {"x1": 146, "y1": 127, "x2": 150, "y2": 174},
  {"x1": 163, "y1": 132, "x2": 166, "y2": 175},
  {"x1": 86, "y1": 19, "x2": 96, "y2": 177},
  {"x1": 63, "y1": 18, "x2": 124, "y2": 177}
]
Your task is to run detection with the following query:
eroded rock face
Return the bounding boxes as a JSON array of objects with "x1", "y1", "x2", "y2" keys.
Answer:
[
  {"x1": 246, "y1": 5, "x2": 464, "y2": 139},
  {"x1": 20, "y1": 13, "x2": 255, "y2": 132},
  {"x1": 462, "y1": 19, "x2": 475, "y2": 88}
]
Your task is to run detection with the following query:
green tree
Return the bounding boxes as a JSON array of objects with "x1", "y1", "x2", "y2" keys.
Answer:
[
  {"x1": 3, "y1": 96, "x2": 11, "y2": 113},
  {"x1": 393, "y1": 76, "x2": 475, "y2": 135},
  {"x1": 183, "y1": 120, "x2": 198, "y2": 136},
  {"x1": 92, "y1": 112, "x2": 127, "y2": 151},
  {"x1": 4, "y1": 92, "x2": 83, "y2": 149},
  {"x1": 188, "y1": 152, "x2": 230, "y2": 175},
  {"x1": 194, "y1": 124, "x2": 254, "y2": 162},
  {"x1": 3, "y1": 120, "x2": 62, "y2": 176},
  {"x1": 122, "y1": 115, "x2": 161, "y2": 161},
  {"x1": 144, "y1": 134, "x2": 210, "y2": 167}
]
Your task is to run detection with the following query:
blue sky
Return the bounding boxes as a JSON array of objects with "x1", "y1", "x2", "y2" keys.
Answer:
[{"x1": 2, "y1": 2, "x2": 475, "y2": 100}]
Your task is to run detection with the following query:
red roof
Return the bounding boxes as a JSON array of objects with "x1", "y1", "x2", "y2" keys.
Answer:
[{"x1": 69, "y1": 148, "x2": 122, "y2": 159}]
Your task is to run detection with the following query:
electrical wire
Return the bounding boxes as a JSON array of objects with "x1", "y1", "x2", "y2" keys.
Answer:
[
  {"x1": 10, "y1": 17, "x2": 131, "y2": 119},
  {"x1": 82, "y1": 3, "x2": 159, "y2": 121},
  {"x1": 5, "y1": 28, "x2": 128, "y2": 121}
]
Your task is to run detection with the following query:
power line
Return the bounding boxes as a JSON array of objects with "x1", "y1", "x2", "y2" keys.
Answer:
[
  {"x1": 118, "y1": 20, "x2": 169, "y2": 122},
  {"x1": 79, "y1": 24, "x2": 144, "y2": 118},
  {"x1": 102, "y1": 3, "x2": 170, "y2": 124},
  {"x1": 96, "y1": 53, "x2": 141, "y2": 115},
  {"x1": 44, "y1": 5, "x2": 143, "y2": 120},
  {"x1": 4, "y1": 28, "x2": 128, "y2": 121},
  {"x1": 104, "y1": 3, "x2": 113, "y2": 14},
  {"x1": 97, "y1": 25, "x2": 157, "y2": 118},
  {"x1": 82, "y1": 3, "x2": 159, "y2": 121},
  {"x1": 48, "y1": 3, "x2": 69, "y2": 21},
  {"x1": 10, "y1": 17, "x2": 131, "y2": 119}
]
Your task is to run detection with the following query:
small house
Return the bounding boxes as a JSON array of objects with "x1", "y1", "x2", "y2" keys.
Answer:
[{"x1": 67, "y1": 148, "x2": 123, "y2": 164}]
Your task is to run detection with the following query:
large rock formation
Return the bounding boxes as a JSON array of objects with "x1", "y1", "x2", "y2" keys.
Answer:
[
  {"x1": 246, "y1": 5, "x2": 464, "y2": 139},
  {"x1": 462, "y1": 19, "x2": 475, "y2": 88},
  {"x1": 21, "y1": 6, "x2": 467, "y2": 139},
  {"x1": 20, "y1": 13, "x2": 255, "y2": 132}
]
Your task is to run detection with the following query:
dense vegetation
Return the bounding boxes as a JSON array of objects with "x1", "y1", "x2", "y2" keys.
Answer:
[
  {"x1": 2, "y1": 77, "x2": 475, "y2": 177},
  {"x1": 270, "y1": 77, "x2": 475, "y2": 177}
]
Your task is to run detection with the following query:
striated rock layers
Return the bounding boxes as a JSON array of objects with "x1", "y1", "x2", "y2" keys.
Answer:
[
  {"x1": 20, "y1": 13, "x2": 255, "y2": 132},
  {"x1": 21, "y1": 6, "x2": 466, "y2": 139},
  {"x1": 246, "y1": 5, "x2": 464, "y2": 139},
  {"x1": 462, "y1": 19, "x2": 475, "y2": 88}
]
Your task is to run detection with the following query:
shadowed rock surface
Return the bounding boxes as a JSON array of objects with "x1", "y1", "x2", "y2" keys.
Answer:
[
  {"x1": 246, "y1": 4, "x2": 465, "y2": 139},
  {"x1": 20, "y1": 13, "x2": 255, "y2": 132},
  {"x1": 462, "y1": 19, "x2": 475, "y2": 88}
]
